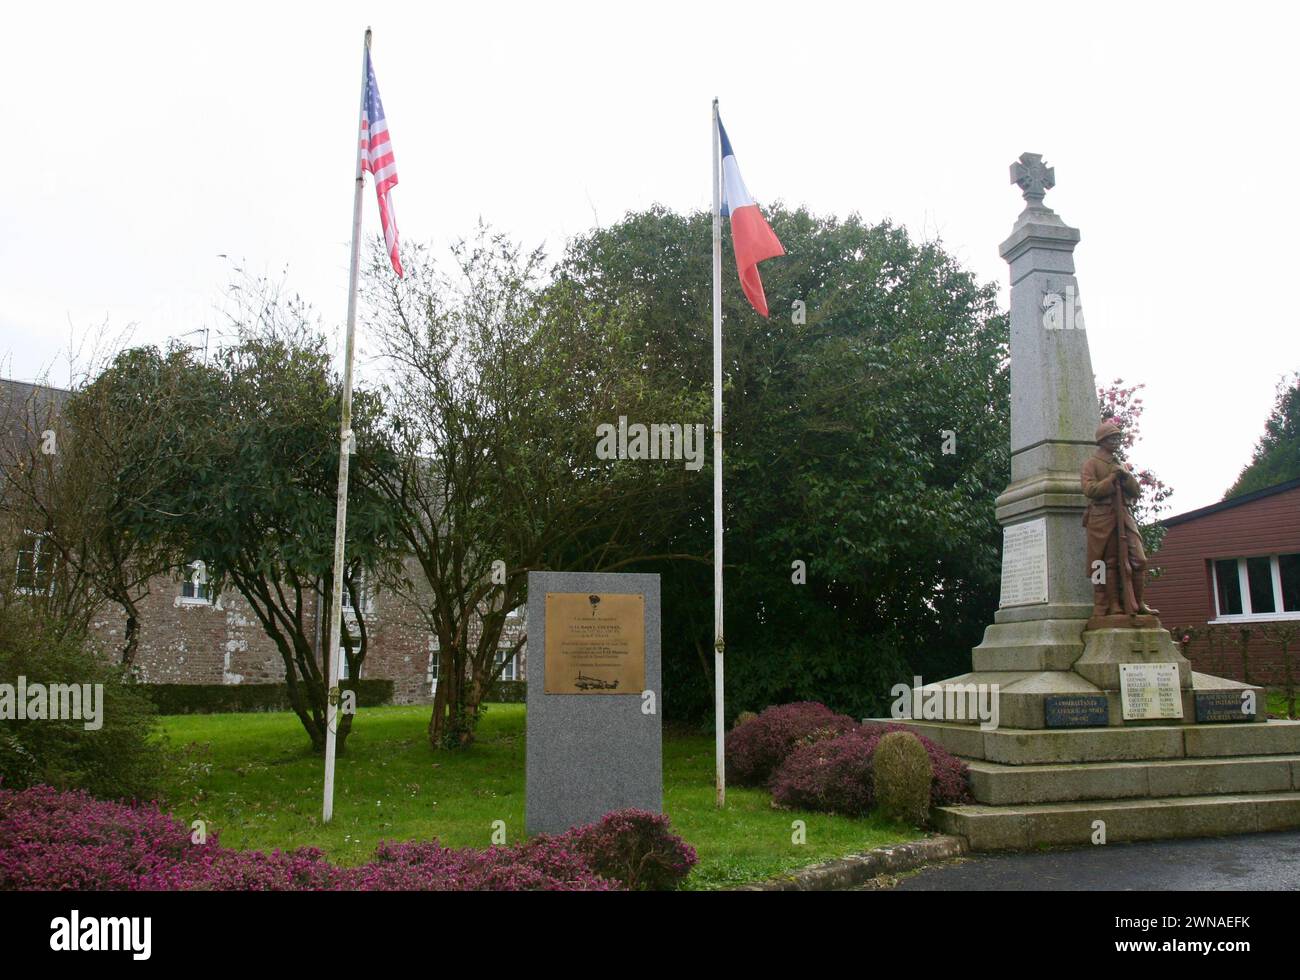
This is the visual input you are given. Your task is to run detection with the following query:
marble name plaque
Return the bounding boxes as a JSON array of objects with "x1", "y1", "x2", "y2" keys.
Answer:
[
  {"x1": 1119, "y1": 663, "x2": 1183, "y2": 721},
  {"x1": 999, "y1": 518, "x2": 1049, "y2": 608}
]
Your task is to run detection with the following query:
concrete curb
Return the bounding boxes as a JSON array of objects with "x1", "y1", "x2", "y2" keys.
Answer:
[{"x1": 735, "y1": 834, "x2": 969, "y2": 891}]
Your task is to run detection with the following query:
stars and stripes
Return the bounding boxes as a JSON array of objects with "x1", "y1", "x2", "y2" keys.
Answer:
[{"x1": 360, "y1": 48, "x2": 402, "y2": 277}]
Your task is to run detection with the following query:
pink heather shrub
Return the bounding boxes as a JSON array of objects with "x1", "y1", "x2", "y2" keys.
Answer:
[
  {"x1": 0, "y1": 788, "x2": 695, "y2": 891},
  {"x1": 540, "y1": 808, "x2": 697, "y2": 891},
  {"x1": 0, "y1": 784, "x2": 205, "y2": 890},
  {"x1": 769, "y1": 730, "x2": 876, "y2": 815},
  {"x1": 147, "y1": 847, "x2": 340, "y2": 892},
  {"x1": 339, "y1": 840, "x2": 615, "y2": 892},
  {"x1": 724, "y1": 701, "x2": 857, "y2": 787}
]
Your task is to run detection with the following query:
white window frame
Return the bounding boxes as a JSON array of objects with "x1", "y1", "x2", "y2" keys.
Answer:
[
  {"x1": 341, "y1": 569, "x2": 375, "y2": 617},
  {"x1": 179, "y1": 559, "x2": 214, "y2": 605},
  {"x1": 1210, "y1": 553, "x2": 1300, "y2": 624},
  {"x1": 427, "y1": 638, "x2": 440, "y2": 695},
  {"x1": 495, "y1": 648, "x2": 518, "y2": 682},
  {"x1": 14, "y1": 530, "x2": 56, "y2": 596}
]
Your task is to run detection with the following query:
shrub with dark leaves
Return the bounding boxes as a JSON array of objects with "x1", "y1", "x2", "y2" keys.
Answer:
[
  {"x1": 768, "y1": 721, "x2": 971, "y2": 817},
  {"x1": 769, "y1": 730, "x2": 876, "y2": 815},
  {"x1": 541, "y1": 808, "x2": 697, "y2": 890},
  {"x1": 724, "y1": 701, "x2": 857, "y2": 787}
]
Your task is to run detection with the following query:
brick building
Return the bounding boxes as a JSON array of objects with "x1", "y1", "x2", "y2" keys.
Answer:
[
  {"x1": 1, "y1": 377, "x2": 527, "y2": 705},
  {"x1": 86, "y1": 560, "x2": 527, "y2": 705},
  {"x1": 1145, "y1": 478, "x2": 1300, "y2": 686}
]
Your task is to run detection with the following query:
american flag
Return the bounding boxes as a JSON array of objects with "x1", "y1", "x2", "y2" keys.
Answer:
[{"x1": 360, "y1": 48, "x2": 402, "y2": 277}]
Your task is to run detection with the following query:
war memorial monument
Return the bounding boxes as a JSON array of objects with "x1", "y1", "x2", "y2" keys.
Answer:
[{"x1": 893, "y1": 154, "x2": 1300, "y2": 849}]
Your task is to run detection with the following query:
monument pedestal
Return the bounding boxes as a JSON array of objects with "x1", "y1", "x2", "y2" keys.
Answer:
[{"x1": 1074, "y1": 626, "x2": 1191, "y2": 692}]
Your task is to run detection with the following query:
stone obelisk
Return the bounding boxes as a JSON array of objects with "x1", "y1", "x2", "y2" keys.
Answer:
[
  {"x1": 923, "y1": 153, "x2": 1257, "y2": 729},
  {"x1": 974, "y1": 154, "x2": 1098, "y2": 681}
]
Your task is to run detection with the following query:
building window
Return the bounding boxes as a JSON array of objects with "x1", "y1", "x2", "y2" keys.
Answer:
[
  {"x1": 495, "y1": 649, "x2": 518, "y2": 682},
  {"x1": 1282, "y1": 554, "x2": 1300, "y2": 613},
  {"x1": 427, "y1": 642, "x2": 440, "y2": 695},
  {"x1": 1214, "y1": 558, "x2": 1243, "y2": 616},
  {"x1": 341, "y1": 570, "x2": 374, "y2": 614},
  {"x1": 1212, "y1": 553, "x2": 1300, "y2": 622},
  {"x1": 15, "y1": 531, "x2": 55, "y2": 595},
  {"x1": 180, "y1": 560, "x2": 212, "y2": 604}
]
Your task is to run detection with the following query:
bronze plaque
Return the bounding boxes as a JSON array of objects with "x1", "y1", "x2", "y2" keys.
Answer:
[{"x1": 544, "y1": 591, "x2": 645, "y2": 694}]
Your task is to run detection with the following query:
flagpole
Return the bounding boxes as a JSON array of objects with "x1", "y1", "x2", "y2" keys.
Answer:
[
  {"x1": 711, "y1": 97, "x2": 725, "y2": 808},
  {"x1": 323, "y1": 26, "x2": 371, "y2": 825}
]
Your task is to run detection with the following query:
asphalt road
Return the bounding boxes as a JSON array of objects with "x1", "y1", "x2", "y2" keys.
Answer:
[{"x1": 879, "y1": 831, "x2": 1300, "y2": 890}]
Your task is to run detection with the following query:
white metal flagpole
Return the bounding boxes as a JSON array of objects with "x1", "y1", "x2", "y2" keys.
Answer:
[
  {"x1": 323, "y1": 27, "x2": 371, "y2": 825},
  {"x1": 711, "y1": 97, "x2": 725, "y2": 808}
]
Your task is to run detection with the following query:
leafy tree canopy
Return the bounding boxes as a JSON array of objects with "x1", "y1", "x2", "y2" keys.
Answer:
[
  {"x1": 557, "y1": 206, "x2": 1010, "y2": 722},
  {"x1": 1226, "y1": 372, "x2": 1300, "y2": 498}
]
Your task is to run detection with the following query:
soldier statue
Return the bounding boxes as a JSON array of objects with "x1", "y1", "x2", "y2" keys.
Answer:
[{"x1": 1081, "y1": 419, "x2": 1159, "y2": 620}]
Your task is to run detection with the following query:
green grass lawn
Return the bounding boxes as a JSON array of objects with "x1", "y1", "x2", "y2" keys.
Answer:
[
  {"x1": 1268, "y1": 689, "x2": 1298, "y2": 719},
  {"x1": 157, "y1": 703, "x2": 921, "y2": 889}
]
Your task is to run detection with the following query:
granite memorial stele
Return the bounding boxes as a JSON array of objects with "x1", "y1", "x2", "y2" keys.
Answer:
[{"x1": 525, "y1": 570, "x2": 662, "y2": 835}]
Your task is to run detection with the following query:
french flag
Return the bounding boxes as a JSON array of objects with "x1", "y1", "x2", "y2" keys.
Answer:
[{"x1": 718, "y1": 114, "x2": 784, "y2": 317}]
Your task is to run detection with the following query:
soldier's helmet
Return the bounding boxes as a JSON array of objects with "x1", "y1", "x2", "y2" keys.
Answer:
[{"x1": 1095, "y1": 419, "x2": 1123, "y2": 443}]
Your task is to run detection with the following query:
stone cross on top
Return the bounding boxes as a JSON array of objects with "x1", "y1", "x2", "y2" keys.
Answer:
[{"x1": 1011, "y1": 152, "x2": 1055, "y2": 207}]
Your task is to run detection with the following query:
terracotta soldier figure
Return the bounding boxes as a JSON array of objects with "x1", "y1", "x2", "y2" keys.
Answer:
[{"x1": 1081, "y1": 419, "x2": 1158, "y2": 618}]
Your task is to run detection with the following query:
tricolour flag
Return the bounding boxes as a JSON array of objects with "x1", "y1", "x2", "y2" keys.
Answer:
[
  {"x1": 360, "y1": 49, "x2": 402, "y2": 277},
  {"x1": 718, "y1": 114, "x2": 783, "y2": 317}
]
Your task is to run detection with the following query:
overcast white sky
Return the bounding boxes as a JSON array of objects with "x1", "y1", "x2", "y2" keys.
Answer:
[{"x1": 2, "y1": 1, "x2": 1296, "y2": 511}]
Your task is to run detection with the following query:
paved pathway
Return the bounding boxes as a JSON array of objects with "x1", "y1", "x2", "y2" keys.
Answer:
[{"x1": 878, "y1": 831, "x2": 1300, "y2": 890}]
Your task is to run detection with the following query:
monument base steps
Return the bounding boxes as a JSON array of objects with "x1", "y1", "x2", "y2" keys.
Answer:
[
  {"x1": 931, "y1": 792, "x2": 1300, "y2": 851},
  {"x1": 877, "y1": 719, "x2": 1300, "y2": 851}
]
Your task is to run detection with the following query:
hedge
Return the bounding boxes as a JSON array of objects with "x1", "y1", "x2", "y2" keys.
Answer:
[
  {"x1": 490, "y1": 680, "x2": 527, "y2": 703},
  {"x1": 145, "y1": 679, "x2": 394, "y2": 715}
]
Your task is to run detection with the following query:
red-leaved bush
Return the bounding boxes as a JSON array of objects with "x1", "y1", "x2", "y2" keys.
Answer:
[
  {"x1": 0, "y1": 785, "x2": 693, "y2": 891},
  {"x1": 724, "y1": 702, "x2": 858, "y2": 787},
  {"x1": 768, "y1": 730, "x2": 876, "y2": 815},
  {"x1": 768, "y1": 722, "x2": 971, "y2": 816},
  {"x1": 539, "y1": 808, "x2": 698, "y2": 890}
]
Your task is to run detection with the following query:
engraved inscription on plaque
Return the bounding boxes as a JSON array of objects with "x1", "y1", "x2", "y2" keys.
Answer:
[
  {"x1": 999, "y1": 518, "x2": 1048, "y2": 608},
  {"x1": 544, "y1": 592, "x2": 645, "y2": 695},
  {"x1": 1044, "y1": 694, "x2": 1110, "y2": 728},
  {"x1": 1119, "y1": 663, "x2": 1183, "y2": 720},
  {"x1": 1194, "y1": 691, "x2": 1257, "y2": 723}
]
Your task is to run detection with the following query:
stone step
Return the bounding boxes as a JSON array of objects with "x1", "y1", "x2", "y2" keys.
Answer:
[
  {"x1": 966, "y1": 755, "x2": 1300, "y2": 805},
  {"x1": 887, "y1": 719, "x2": 1300, "y2": 765},
  {"x1": 934, "y1": 791, "x2": 1300, "y2": 851}
]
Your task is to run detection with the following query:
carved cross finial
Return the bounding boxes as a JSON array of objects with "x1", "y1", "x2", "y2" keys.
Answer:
[{"x1": 1010, "y1": 152, "x2": 1055, "y2": 207}]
